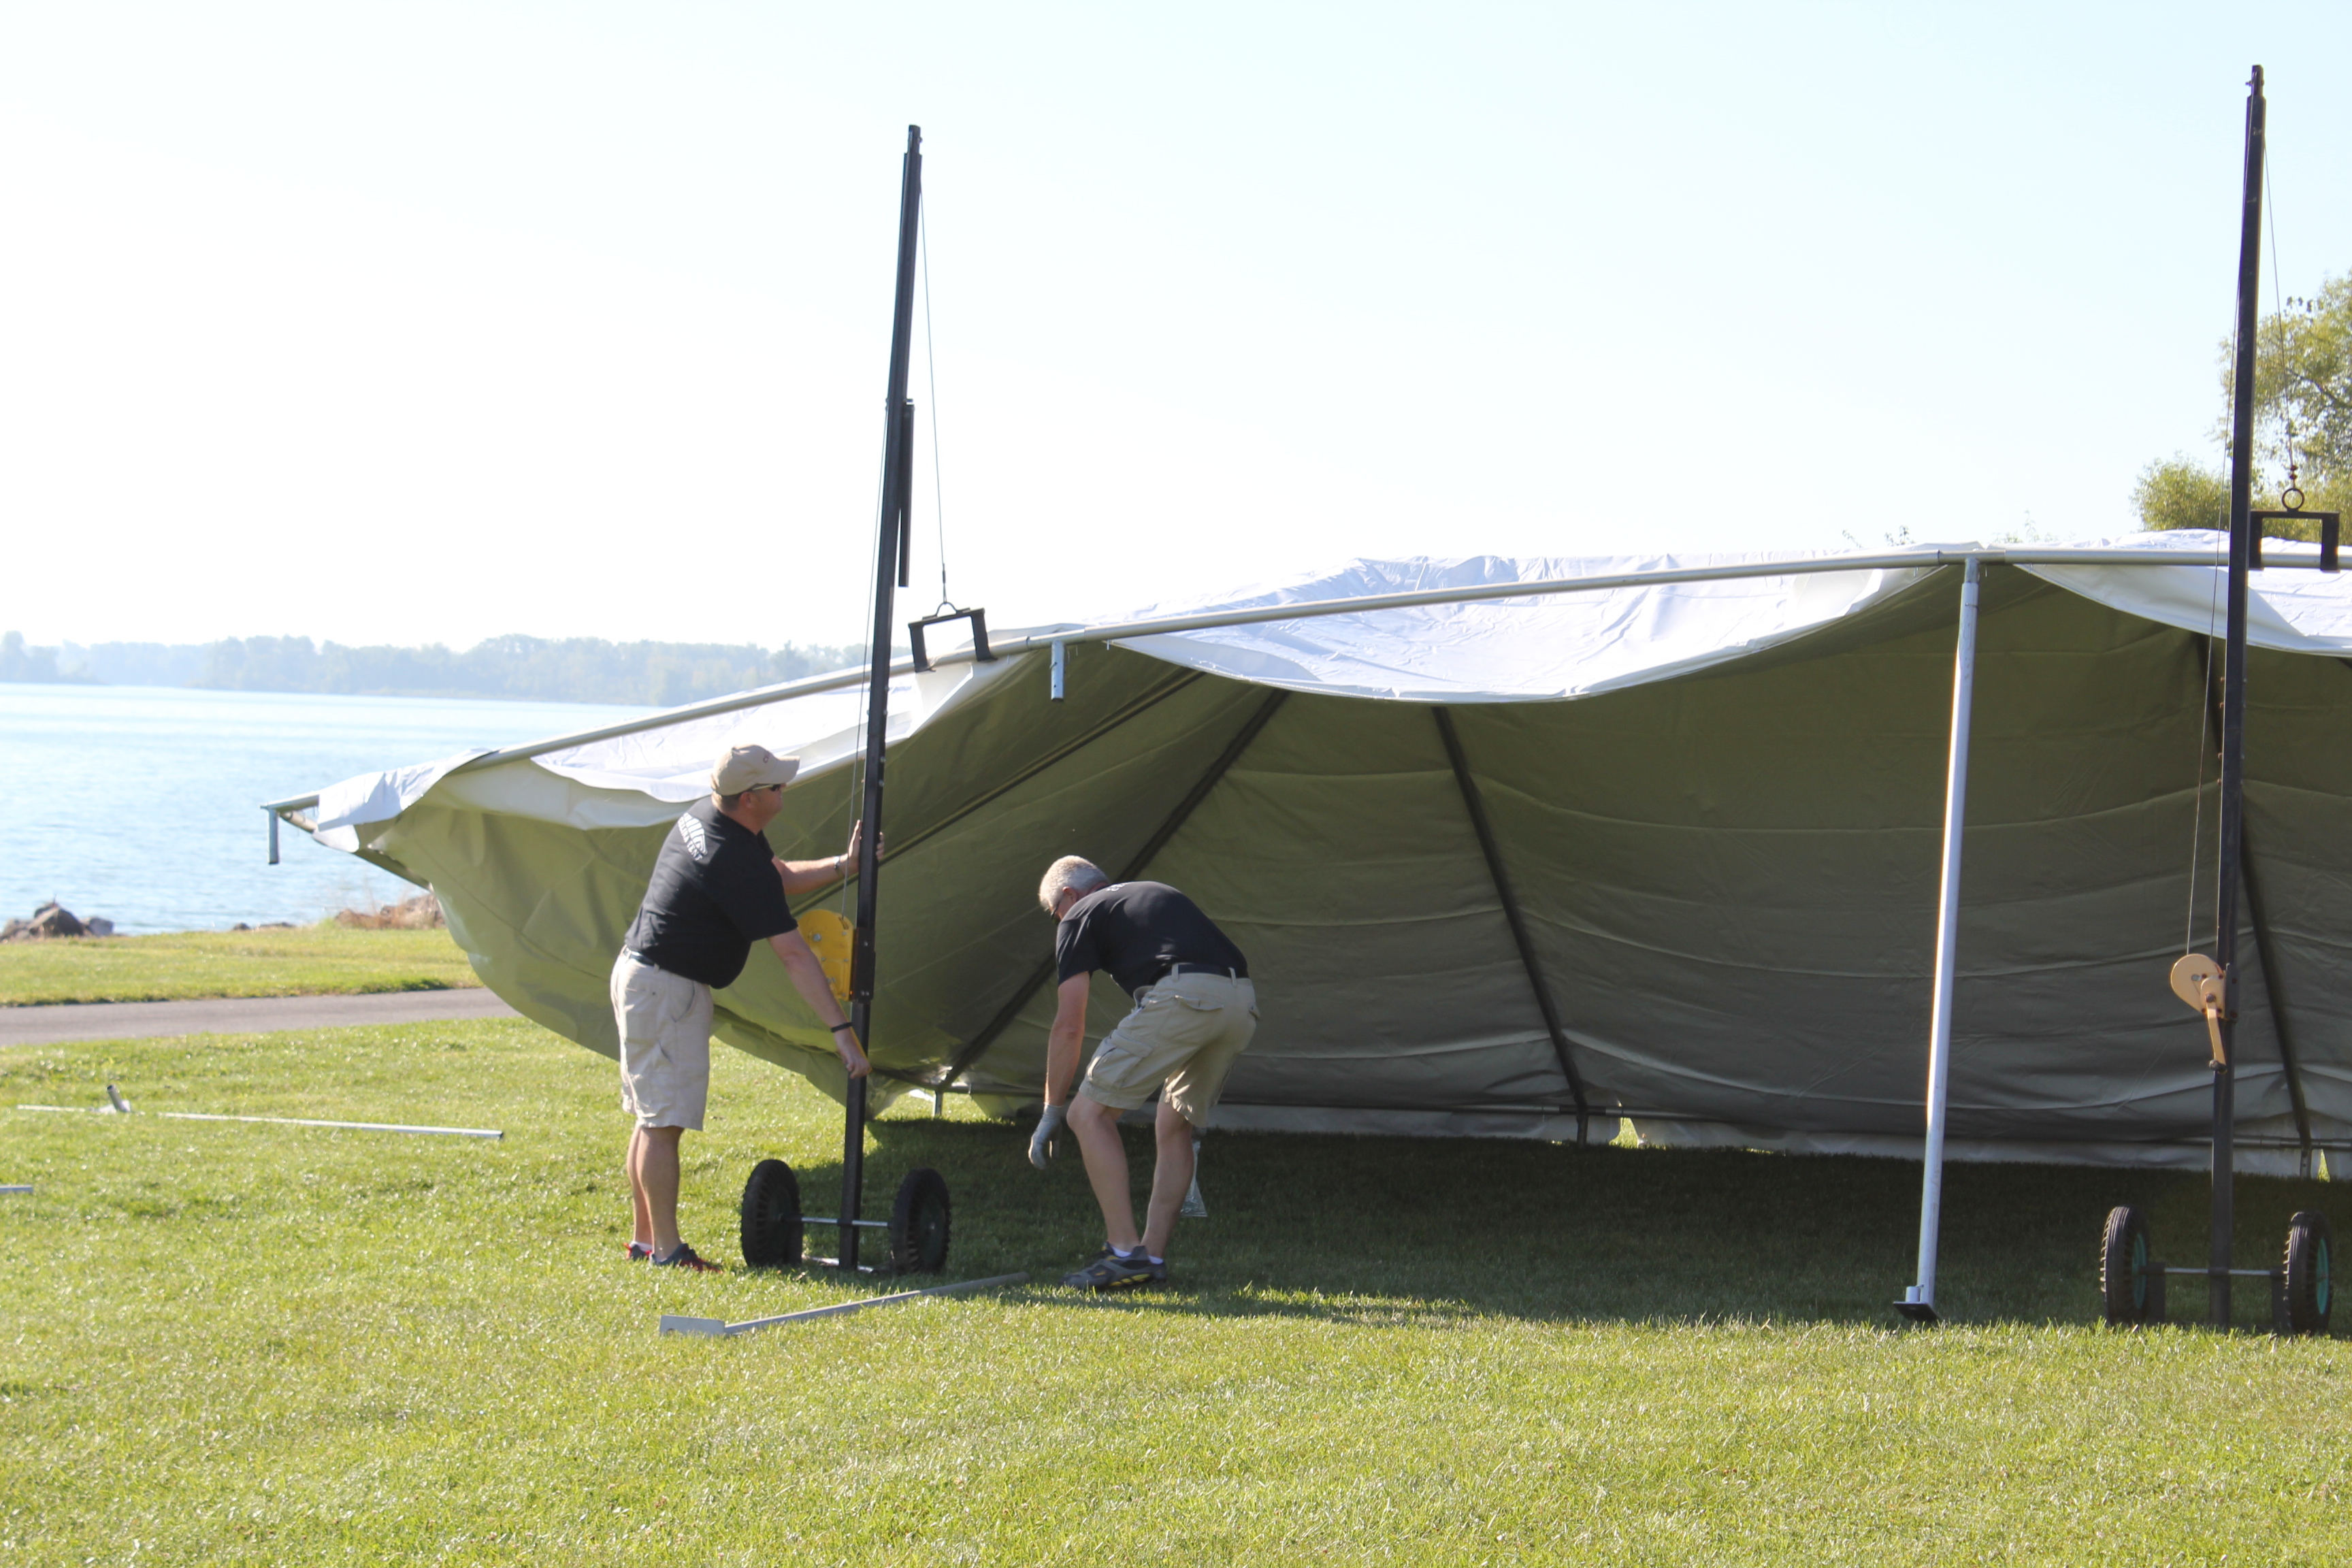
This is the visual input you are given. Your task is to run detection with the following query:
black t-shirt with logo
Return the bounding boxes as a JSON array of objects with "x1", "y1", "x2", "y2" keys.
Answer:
[
  {"x1": 1054, "y1": 881, "x2": 1248, "y2": 998},
  {"x1": 622, "y1": 798, "x2": 796, "y2": 988}
]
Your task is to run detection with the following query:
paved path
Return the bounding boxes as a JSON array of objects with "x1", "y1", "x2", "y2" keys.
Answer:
[{"x1": 0, "y1": 989, "x2": 521, "y2": 1046}]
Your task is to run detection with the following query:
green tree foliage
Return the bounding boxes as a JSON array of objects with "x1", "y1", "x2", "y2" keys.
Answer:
[
  {"x1": 2139, "y1": 273, "x2": 2352, "y2": 540},
  {"x1": 1, "y1": 631, "x2": 55, "y2": 682},
  {"x1": 0, "y1": 632, "x2": 97, "y2": 685},
  {"x1": 2254, "y1": 276, "x2": 2352, "y2": 485},
  {"x1": 2132, "y1": 457, "x2": 2230, "y2": 533}
]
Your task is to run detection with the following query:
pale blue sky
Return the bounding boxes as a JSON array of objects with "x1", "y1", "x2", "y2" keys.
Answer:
[{"x1": 3, "y1": 2, "x2": 2347, "y2": 651}]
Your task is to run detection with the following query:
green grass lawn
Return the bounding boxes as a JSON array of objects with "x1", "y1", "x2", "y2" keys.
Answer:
[
  {"x1": 0, "y1": 925, "x2": 481, "y2": 1006},
  {"x1": 2, "y1": 1018, "x2": 2347, "y2": 1565}
]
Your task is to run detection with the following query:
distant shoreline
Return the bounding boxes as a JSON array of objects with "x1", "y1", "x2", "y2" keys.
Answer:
[
  {"x1": 0, "y1": 676, "x2": 659, "y2": 706},
  {"x1": 2, "y1": 631, "x2": 864, "y2": 708}
]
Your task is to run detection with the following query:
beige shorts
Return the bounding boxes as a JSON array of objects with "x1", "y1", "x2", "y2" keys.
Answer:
[
  {"x1": 1080, "y1": 971, "x2": 1257, "y2": 1125},
  {"x1": 610, "y1": 951, "x2": 715, "y2": 1131}
]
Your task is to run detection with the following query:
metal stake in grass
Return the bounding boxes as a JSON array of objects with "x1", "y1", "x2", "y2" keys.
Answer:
[
  {"x1": 1180, "y1": 1134, "x2": 1207, "y2": 1219},
  {"x1": 18, "y1": 1096, "x2": 502, "y2": 1140},
  {"x1": 659, "y1": 1272, "x2": 1028, "y2": 1337}
]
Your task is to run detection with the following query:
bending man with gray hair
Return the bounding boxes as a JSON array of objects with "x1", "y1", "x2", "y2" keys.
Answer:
[{"x1": 1031, "y1": 855, "x2": 1256, "y2": 1290}]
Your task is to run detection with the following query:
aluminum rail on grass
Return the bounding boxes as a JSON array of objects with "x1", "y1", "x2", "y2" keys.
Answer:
[
  {"x1": 16, "y1": 1105, "x2": 502, "y2": 1138},
  {"x1": 1897, "y1": 558, "x2": 1982, "y2": 1326},
  {"x1": 658, "y1": 1271, "x2": 1029, "y2": 1337},
  {"x1": 257, "y1": 544, "x2": 2291, "y2": 825}
]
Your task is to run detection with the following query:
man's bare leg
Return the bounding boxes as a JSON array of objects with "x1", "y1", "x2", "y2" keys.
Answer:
[
  {"x1": 625, "y1": 1127, "x2": 655, "y2": 1249},
  {"x1": 1141, "y1": 1100, "x2": 1197, "y2": 1259},
  {"x1": 630, "y1": 1124, "x2": 685, "y2": 1254},
  {"x1": 1067, "y1": 1094, "x2": 1141, "y2": 1253}
]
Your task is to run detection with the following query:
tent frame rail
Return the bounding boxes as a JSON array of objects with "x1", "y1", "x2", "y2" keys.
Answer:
[{"x1": 256, "y1": 543, "x2": 2335, "y2": 834}]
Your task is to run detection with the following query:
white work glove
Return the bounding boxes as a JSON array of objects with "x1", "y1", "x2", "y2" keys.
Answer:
[{"x1": 1028, "y1": 1102, "x2": 1066, "y2": 1170}]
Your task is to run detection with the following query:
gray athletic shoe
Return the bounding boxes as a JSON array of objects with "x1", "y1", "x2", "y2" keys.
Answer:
[{"x1": 1061, "y1": 1249, "x2": 1166, "y2": 1290}]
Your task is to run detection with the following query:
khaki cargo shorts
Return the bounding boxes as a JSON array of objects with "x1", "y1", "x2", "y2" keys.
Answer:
[
  {"x1": 1079, "y1": 970, "x2": 1257, "y2": 1125},
  {"x1": 610, "y1": 951, "x2": 715, "y2": 1131}
]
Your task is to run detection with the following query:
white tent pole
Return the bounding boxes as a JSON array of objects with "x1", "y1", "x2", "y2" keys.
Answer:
[{"x1": 1904, "y1": 557, "x2": 1982, "y2": 1322}]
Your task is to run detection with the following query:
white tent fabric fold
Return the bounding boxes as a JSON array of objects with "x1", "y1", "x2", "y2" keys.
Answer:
[
  {"x1": 2016, "y1": 529, "x2": 2352, "y2": 652},
  {"x1": 286, "y1": 535, "x2": 2352, "y2": 1173},
  {"x1": 1105, "y1": 551, "x2": 1941, "y2": 700}
]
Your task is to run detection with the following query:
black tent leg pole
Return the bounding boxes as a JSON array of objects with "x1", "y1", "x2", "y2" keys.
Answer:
[
  {"x1": 1432, "y1": 707, "x2": 1592, "y2": 1140},
  {"x1": 934, "y1": 689, "x2": 1289, "y2": 1092},
  {"x1": 2238, "y1": 832, "x2": 2315, "y2": 1176}
]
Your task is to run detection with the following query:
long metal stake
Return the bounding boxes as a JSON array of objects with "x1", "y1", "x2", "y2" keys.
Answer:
[
  {"x1": 2209, "y1": 66, "x2": 2266, "y2": 1327},
  {"x1": 840, "y1": 125, "x2": 925, "y2": 1273},
  {"x1": 1900, "y1": 557, "x2": 1982, "y2": 1324}
]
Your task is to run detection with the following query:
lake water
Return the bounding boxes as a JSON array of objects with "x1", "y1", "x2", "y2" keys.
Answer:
[{"x1": 0, "y1": 684, "x2": 655, "y2": 934}]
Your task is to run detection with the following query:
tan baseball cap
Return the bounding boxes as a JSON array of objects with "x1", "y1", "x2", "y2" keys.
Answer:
[{"x1": 712, "y1": 743, "x2": 800, "y2": 794}]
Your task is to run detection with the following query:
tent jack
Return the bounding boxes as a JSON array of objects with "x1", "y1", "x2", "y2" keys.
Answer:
[
  {"x1": 2100, "y1": 67, "x2": 2335, "y2": 1335},
  {"x1": 736, "y1": 125, "x2": 950, "y2": 1278}
]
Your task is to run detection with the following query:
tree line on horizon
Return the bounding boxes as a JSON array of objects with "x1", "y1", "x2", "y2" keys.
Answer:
[{"x1": 0, "y1": 631, "x2": 868, "y2": 707}]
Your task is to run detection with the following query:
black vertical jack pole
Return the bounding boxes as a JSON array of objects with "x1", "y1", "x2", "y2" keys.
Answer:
[
  {"x1": 2211, "y1": 67, "x2": 2265, "y2": 1326},
  {"x1": 841, "y1": 124, "x2": 924, "y2": 1273}
]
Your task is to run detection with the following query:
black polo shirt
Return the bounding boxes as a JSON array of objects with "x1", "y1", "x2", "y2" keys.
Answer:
[
  {"x1": 1054, "y1": 881, "x2": 1248, "y2": 998},
  {"x1": 621, "y1": 798, "x2": 796, "y2": 988}
]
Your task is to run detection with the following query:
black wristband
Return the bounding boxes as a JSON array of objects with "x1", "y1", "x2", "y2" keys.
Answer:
[{"x1": 830, "y1": 1022, "x2": 857, "y2": 1034}]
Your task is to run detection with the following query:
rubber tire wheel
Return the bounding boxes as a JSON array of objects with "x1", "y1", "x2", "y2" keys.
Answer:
[
  {"x1": 2283, "y1": 1208, "x2": 2333, "y2": 1337},
  {"x1": 2100, "y1": 1205, "x2": 2152, "y2": 1326},
  {"x1": 740, "y1": 1158, "x2": 803, "y2": 1270},
  {"x1": 889, "y1": 1167, "x2": 951, "y2": 1275}
]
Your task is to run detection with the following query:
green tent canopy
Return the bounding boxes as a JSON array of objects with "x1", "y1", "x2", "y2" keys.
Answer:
[{"x1": 282, "y1": 536, "x2": 2352, "y2": 1173}]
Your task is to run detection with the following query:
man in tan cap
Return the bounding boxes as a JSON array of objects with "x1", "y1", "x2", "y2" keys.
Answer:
[{"x1": 610, "y1": 742, "x2": 871, "y2": 1271}]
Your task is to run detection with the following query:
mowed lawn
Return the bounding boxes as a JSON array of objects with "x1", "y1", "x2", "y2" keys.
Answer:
[
  {"x1": 0, "y1": 926, "x2": 481, "y2": 1006},
  {"x1": 1, "y1": 1017, "x2": 2348, "y2": 1565}
]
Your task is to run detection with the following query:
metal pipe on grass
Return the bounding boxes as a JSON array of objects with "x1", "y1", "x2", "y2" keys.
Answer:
[
  {"x1": 16, "y1": 1105, "x2": 501, "y2": 1139},
  {"x1": 659, "y1": 1271, "x2": 1028, "y2": 1337}
]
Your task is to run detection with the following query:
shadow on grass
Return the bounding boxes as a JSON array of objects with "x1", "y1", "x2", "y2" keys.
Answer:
[{"x1": 755, "y1": 1116, "x2": 2346, "y2": 1332}]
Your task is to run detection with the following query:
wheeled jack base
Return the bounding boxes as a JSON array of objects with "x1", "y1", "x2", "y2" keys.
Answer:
[
  {"x1": 2100, "y1": 1205, "x2": 2333, "y2": 1335},
  {"x1": 739, "y1": 1156, "x2": 951, "y2": 1277}
]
